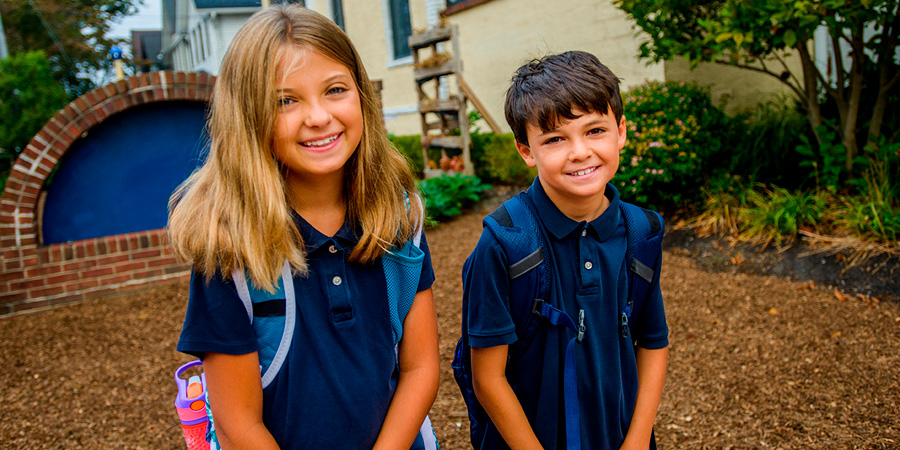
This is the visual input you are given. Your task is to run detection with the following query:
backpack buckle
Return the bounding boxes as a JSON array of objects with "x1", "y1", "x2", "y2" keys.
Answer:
[
  {"x1": 576, "y1": 309, "x2": 586, "y2": 342},
  {"x1": 531, "y1": 298, "x2": 545, "y2": 316},
  {"x1": 620, "y1": 312, "x2": 629, "y2": 338}
]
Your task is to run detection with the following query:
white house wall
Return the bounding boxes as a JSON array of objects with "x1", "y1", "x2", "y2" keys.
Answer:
[{"x1": 344, "y1": 0, "x2": 665, "y2": 136}]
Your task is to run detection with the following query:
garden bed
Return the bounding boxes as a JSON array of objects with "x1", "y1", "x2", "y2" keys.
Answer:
[{"x1": 1, "y1": 200, "x2": 898, "y2": 448}]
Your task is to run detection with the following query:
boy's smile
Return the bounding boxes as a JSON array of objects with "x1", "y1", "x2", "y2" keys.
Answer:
[{"x1": 515, "y1": 108, "x2": 626, "y2": 222}]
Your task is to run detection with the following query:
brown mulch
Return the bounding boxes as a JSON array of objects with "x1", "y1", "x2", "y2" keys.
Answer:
[{"x1": 2, "y1": 203, "x2": 899, "y2": 449}]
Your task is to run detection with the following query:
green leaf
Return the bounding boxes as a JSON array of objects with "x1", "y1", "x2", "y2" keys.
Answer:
[
  {"x1": 716, "y1": 32, "x2": 733, "y2": 43},
  {"x1": 783, "y1": 29, "x2": 797, "y2": 47},
  {"x1": 733, "y1": 33, "x2": 745, "y2": 46}
]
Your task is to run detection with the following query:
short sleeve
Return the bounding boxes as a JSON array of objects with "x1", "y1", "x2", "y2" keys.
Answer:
[
  {"x1": 416, "y1": 231, "x2": 435, "y2": 293},
  {"x1": 632, "y1": 256, "x2": 669, "y2": 350},
  {"x1": 177, "y1": 270, "x2": 259, "y2": 358},
  {"x1": 463, "y1": 228, "x2": 517, "y2": 348}
]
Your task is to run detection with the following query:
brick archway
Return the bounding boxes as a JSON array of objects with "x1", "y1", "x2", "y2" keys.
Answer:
[{"x1": 0, "y1": 71, "x2": 215, "y2": 317}]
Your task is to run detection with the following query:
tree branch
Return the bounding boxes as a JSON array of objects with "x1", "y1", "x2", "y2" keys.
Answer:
[{"x1": 712, "y1": 57, "x2": 805, "y2": 101}]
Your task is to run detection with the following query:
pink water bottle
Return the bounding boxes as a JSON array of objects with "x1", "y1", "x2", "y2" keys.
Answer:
[{"x1": 175, "y1": 360, "x2": 210, "y2": 450}]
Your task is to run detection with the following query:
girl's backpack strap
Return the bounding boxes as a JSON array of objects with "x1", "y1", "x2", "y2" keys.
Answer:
[{"x1": 231, "y1": 260, "x2": 296, "y2": 389}]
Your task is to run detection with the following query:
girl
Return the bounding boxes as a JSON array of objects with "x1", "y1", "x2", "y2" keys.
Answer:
[{"x1": 169, "y1": 5, "x2": 439, "y2": 449}]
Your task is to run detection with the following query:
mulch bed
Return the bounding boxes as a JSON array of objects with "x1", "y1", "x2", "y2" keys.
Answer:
[{"x1": 2, "y1": 198, "x2": 899, "y2": 449}]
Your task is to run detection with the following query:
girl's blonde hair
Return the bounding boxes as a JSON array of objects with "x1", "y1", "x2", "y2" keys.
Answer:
[{"x1": 168, "y1": 5, "x2": 422, "y2": 291}]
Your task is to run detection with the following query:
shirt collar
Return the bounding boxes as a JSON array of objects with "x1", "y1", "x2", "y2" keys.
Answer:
[
  {"x1": 292, "y1": 210, "x2": 358, "y2": 252},
  {"x1": 527, "y1": 177, "x2": 621, "y2": 241}
]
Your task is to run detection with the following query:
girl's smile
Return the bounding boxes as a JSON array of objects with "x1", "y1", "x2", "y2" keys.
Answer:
[{"x1": 273, "y1": 46, "x2": 363, "y2": 183}]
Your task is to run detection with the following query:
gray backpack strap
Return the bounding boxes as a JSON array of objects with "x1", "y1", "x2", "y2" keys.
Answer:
[
  {"x1": 231, "y1": 269, "x2": 254, "y2": 322},
  {"x1": 231, "y1": 260, "x2": 296, "y2": 389}
]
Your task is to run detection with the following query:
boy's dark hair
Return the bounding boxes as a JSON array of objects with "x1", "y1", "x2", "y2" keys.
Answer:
[{"x1": 504, "y1": 51, "x2": 623, "y2": 146}]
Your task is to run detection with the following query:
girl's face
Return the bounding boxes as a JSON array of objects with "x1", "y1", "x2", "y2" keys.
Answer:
[{"x1": 272, "y1": 46, "x2": 363, "y2": 185}]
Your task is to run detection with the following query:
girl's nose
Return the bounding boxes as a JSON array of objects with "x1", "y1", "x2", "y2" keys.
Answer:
[{"x1": 303, "y1": 101, "x2": 332, "y2": 128}]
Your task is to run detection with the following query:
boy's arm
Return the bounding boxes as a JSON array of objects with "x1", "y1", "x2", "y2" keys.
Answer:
[
  {"x1": 202, "y1": 352, "x2": 280, "y2": 450},
  {"x1": 471, "y1": 345, "x2": 544, "y2": 450},
  {"x1": 374, "y1": 288, "x2": 440, "y2": 450},
  {"x1": 620, "y1": 346, "x2": 668, "y2": 450}
]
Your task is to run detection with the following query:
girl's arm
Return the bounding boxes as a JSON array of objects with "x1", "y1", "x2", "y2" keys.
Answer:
[
  {"x1": 471, "y1": 345, "x2": 544, "y2": 450},
  {"x1": 373, "y1": 288, "x2": 440, "y2": 450},
  {"x1": 620, "y1": 346, "x2": 668, "y2": 450},
  {"x1": 203, "y1": 352, "x2": 281, "y2": 450}
]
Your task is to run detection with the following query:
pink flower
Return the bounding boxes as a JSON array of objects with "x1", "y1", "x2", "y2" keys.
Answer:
[{"x1": 648, "y1": 142, "x2": 663, "y2": 148}]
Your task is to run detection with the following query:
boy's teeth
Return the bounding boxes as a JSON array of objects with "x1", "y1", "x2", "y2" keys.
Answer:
[
  {"x1": 302, "y1": 135, "x2": 338, "y2": 147},
  {"x1": 570, "y1": 167, "x2": 596, "y2": 176}
]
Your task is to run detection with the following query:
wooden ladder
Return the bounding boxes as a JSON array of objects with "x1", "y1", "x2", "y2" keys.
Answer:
[{"x1": 409, "y1": 25, "x2": 498, "y2": 178}]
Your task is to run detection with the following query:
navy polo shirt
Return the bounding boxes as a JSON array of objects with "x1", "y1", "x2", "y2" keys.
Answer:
[
  {"x1": 178, "y1": 212, "x2": 435, "y2": 449},
  {"x1": 464, "y1": 178, "x2": 668, "y2": 450}
]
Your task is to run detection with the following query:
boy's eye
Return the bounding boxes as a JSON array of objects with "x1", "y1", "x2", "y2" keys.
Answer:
[
  {"x1": 587, "y1": 127, "x2": 604, "y2": 135},
  {"x1": 543, "y1": 136, "x2": 562, "y2": 145}
]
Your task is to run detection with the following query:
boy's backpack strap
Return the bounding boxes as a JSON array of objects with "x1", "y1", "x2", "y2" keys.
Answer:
[
  {"x1": 482, "y1": 193, "x2": 583, "y2": 450},
  {"x1": 619, "y1": 202, "x2": 664, "y2": 339},
  {"x1": 231, "y1": 260, "x2": 296, "y2": 389}
]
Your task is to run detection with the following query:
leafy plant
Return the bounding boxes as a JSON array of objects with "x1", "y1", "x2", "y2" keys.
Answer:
[
  {"x1": 470, "y1": 132, "x2": 536, "y2": 187},
  {"x1": 0, "y1": 51, "x2": 70, "y2": 193},
  {"x1": 615, "y1": 0, "x2": 900, "y2": 177},
  {"x1": 389, "y1": 134, "x2": 424, "y2": 175},
  {"x1": 796, "y1": 120, "x2": 849, "y2": 192},
  {"x1": 418, "y1": 174, "x2": 491, "y2": 223},
  {"x1": 618, "y1": 80, "x2": 740, "y2": 210},
  {"x1": 738, "y1": 185, "x2": 826, "y2": 248}
]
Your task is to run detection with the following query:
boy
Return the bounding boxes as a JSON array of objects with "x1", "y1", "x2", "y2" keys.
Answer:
[{"x1": 462, "y1": 51, "x2": 669, "y2": 450}]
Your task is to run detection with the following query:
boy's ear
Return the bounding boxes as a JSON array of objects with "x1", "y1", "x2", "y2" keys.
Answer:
[
  {"x1": 515, "y1": 141, "x2": 537, "y2": 168},
  {"x1": 617, "y1": 115, "x2": 627, "y2": 151}
]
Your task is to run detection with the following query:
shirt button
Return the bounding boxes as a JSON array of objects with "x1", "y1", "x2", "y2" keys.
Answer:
[
  {"x1": 328, "y1": 245, "x2": 337, "y2": 254},
  {"x1": 332, "y1": 276, "x2": 342, "y2": 286},
  {"x1": 582, "y1": 229, "x2": 587, "y2": 237},
  {"x1": 584, "y1": 261, "x2": 593, "y2": 270}
]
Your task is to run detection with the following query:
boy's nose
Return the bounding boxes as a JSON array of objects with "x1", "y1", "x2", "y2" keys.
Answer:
[
  {"x1": 303, "y1": 101, "x2": 332, "y2": 128},
  {"x1": 568, "y1": 138, "x2": 592, "y2": 161}
]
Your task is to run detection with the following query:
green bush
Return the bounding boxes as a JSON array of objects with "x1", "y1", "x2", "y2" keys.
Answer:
[
  {"x1": 618, "y1": 81, "x2": 740, "y2": 210},
  {"x1": 418, "y1": 173, "x2": 491, "y2": 223},
  {"x1": 733, "y1": 98, "x2": 811, "y2": 189},
  {"x1": 389, "y1": 134, "x2": 424, "y2": 175},
  {"x1": 471, "y1": 132, "x2": 536, "y2": 187},
  {"x1": 739, "y1": 185, "x2": 826, "y2": 247}
]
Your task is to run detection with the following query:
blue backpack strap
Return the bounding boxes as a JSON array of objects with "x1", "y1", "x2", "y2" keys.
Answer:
[
  {"x1": 231, "y1": 260, "x2": 296, "y2": 389},
  {"x1": 454, "y1": 193, "x2": 582, "y2": 450},
  {"x1": 619, "y1": 202, "x2": 664, "y2": 339},
  {"x1": 384, "y1": 192, "x2": 426, "y2": 345}
]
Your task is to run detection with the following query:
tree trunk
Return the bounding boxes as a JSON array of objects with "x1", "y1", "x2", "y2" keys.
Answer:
[{"x1": 796, "y1": 42, "x2": 823, "y2": 147}]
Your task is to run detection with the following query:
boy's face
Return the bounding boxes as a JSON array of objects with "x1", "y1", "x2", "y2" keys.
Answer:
[{"x1": 515, "y1": 108, "x2": 626, "y2": 219}]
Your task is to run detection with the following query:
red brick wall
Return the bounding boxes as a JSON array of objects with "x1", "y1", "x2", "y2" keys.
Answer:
[{"x1": 0, "y1": 71, "x2": 215, "y2": 317}]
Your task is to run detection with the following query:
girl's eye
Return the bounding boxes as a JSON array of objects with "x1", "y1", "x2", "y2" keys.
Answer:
[
  {"x1": 278, "y1": 97, "x2": 295, "y2": 107},
  {"x1": 327, "y1": 86, "x2": 347, "y2": 95}
]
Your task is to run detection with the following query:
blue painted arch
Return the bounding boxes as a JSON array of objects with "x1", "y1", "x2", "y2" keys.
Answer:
[{"x1": 41, "y1": 101, "x2": 209, "y2": 244}]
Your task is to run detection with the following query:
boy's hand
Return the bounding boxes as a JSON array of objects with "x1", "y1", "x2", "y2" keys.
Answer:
[
  {"x1": 471, "y1": 345, "x2": 545, "y2": 450},
  {"x1": 621, "y1": 346, "x2": 668, "y2": 450}
]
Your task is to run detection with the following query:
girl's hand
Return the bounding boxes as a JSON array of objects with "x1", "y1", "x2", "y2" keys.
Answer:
[
  {"x1": 373, "y1": 288, "x2": 440, "y2": 450},
  {"x1": 203, "y1": 352, "x2": 281, "y2": 450}
]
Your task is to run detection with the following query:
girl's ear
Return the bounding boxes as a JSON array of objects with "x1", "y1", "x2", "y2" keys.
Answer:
[{"x1": 515, "y1": 141, "x2": 537, "y2": 168}]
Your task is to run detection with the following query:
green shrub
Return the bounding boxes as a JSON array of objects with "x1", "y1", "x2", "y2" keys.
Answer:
[
  {"x1": 418, "y1": 174, "x2": 491, "y2": 223},
  {"x1": 471, "y1": 132, "x2": 536, "y2": 187},
  {"x1": 389, "y1": 134, "x2": 424, "y2": 175},
  {"x1": 618, "y1": 81, "x2": 741, "y2": 210},
  {"x1": 739, "y1": 185, "x2": 826, "y2": 247},
  {"x1": 733, "y1": 98, "x2": 811, "y2": 188}
]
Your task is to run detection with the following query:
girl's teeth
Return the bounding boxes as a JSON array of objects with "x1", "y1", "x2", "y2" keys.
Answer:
[
  {"x1": 571, "y1": 167, "x2": 596, "y2": 176},
  {"x1": 302, "y1": 135, "x2": 338, "y2": 147}
]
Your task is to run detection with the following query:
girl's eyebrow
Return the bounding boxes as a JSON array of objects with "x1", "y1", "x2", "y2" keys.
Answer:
[{"x1": 276, "y1": 73, "x2": 353, "y2": 93}]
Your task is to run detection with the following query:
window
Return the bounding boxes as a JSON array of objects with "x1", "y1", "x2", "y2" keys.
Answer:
[
  {"x1": 387, "y1": 0, "x2": 412, "y2": 60},
  {"x1": 332, "y1": 0, "x2": 344, "y2": 30}
]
